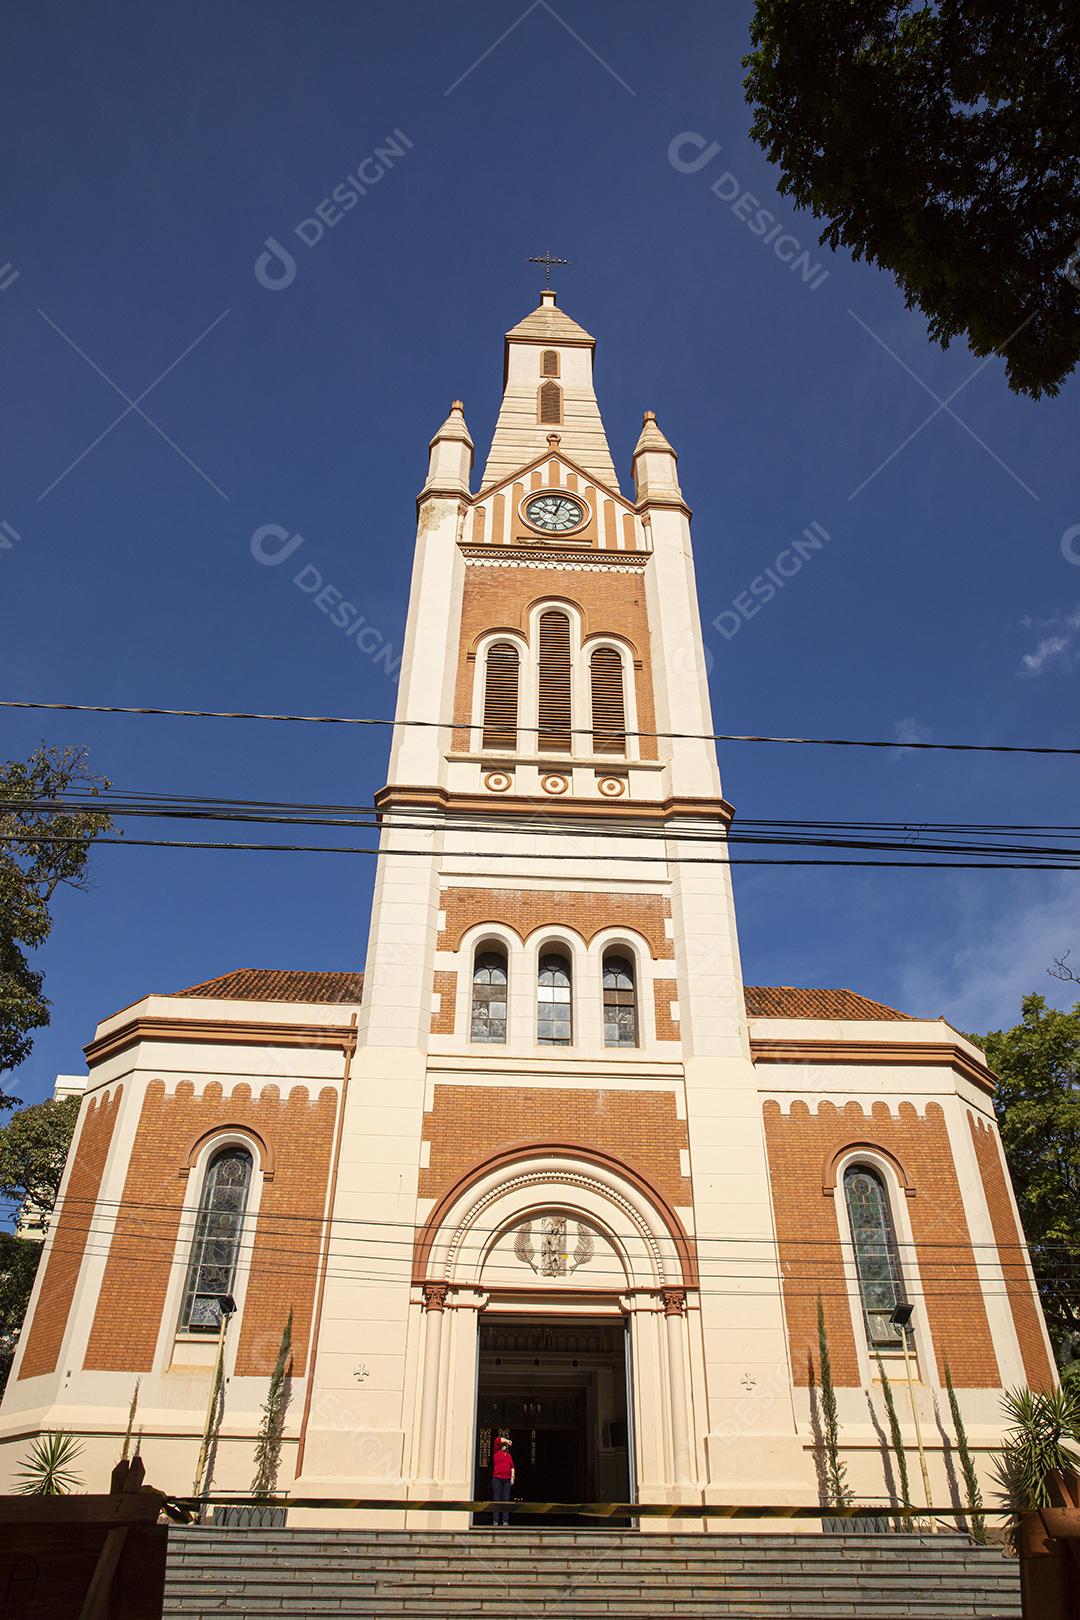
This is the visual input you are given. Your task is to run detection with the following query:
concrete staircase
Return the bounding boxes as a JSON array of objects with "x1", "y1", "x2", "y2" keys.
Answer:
[{"x1": 165, "y1": 1527, "x2": 1021, "y2": 1617}]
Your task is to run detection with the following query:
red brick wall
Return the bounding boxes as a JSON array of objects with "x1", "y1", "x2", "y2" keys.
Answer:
[
  {"x1": 452, "y1": 564, "x2": 658, "y2": 758},
  {"x1": 968, "y1": 1112, "x2": 1055, "y2": 1390},
  {"x1": 439, "y1": 888, "x2": 673, "y2": 959},
  {"x1": 654, "y1": 979, "x2": 679, "y2": 1041},
  {"x1": 83, "y1": 1079, "x2": 337, "y2": 1376},
  {"x1": 18, "y1": 1087, "x2": 123, "y2": 1381},
  {"x1": 431, "y1": 970, "x2": 457, "y2": 1034},
  {"x1": 420, "y1": 1084, "x2": 690, "y2": 1208},
  {"x1": 763, "y1": 1099, "x2": 1000, "y2": 1387}
]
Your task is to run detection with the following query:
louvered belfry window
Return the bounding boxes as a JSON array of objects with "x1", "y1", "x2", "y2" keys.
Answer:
[
  {"x1": 482, "y1": 641, "x2": 519, "y2": 751},
  {"x1": 541, "y1": 350, "x2": 559, "y2": 376},
  {"x1": 590, "y1": 646, "x2": 627, "y2": 755},
  {"x1": 537, "y1": 611, "x2": 573, "y2": 752},
  {"x1": 538, "y1": 381, "x2": 562, "y2": 425}
]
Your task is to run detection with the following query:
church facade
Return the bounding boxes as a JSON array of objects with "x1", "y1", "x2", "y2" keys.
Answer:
[{"x1": 0, "y1": 290, "x2": 1054, "y2": 1523}]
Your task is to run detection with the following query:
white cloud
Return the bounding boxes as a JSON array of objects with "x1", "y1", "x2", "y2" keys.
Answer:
[
  {"x1": 894, "y1": 873, "x2": 1080, "y2": 1035},
  {"x1": 889, "y1": 716, "x2": 931, "y2": 764},
  {"x1": 1018, "y1": 608, "x2": 1080, "y2": 676}
]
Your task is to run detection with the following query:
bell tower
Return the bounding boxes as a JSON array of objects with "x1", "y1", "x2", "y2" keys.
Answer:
[{"x1": 294, "y1": 285, "x2": 806, "y2": 1514}]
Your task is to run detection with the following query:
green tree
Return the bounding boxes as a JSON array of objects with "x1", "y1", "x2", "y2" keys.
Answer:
[
  {"x1": 0, "y1": 746, "x2": 111, "y2": 1106},
  {"x1": 252, "y1": 1311, "x2": 293, "y2": 1497},
  {"x1": 875, "y1": 1352, "x2": 913, "y2": 1526},
  {"x1": 0, "y1": 1232, "x2": 43, "y2": 1394},
  {"x1": 0, "y1": 1095, "x2": 80, "y2": 1231},
  {"x1": 982, "y1": 994, "x2": 1080, "y2": 1361},
  {"x1": 743, "y1": 1, "x2": 1080, "y2": 398},
  {"x1": 817, "y1": 1296, "x2": 853, "y2": 1510}
]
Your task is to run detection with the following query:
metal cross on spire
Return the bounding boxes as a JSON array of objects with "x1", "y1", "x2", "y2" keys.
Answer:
[{"x1": 527, "y1": 251, "x2": 570, "y2": 288}]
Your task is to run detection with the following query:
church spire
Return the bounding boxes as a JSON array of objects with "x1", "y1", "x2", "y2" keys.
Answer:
[{"x1": 479, "y1": 290, "x2": 619, "y2": 492}]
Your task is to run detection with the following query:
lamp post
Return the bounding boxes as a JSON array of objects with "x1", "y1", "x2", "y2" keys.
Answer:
[
  {"x1": 192, "y1": 1294, "x2": 237, "y2": 1507},
  {"x1": 889, "y1": 1303, "x2": 934, "y2": 1525}
]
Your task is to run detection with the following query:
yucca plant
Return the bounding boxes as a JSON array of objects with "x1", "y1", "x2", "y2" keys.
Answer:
[
  {"x1": 944, "y1": 1361, "x2": 986, "y2": 1543},
  {"x1": 14, "y1": 1430, "x2": 84, "y2": 1495},
  {"x1": 874, "y1": 1352, "x2": 912, "y2": 1529},
  {"x1": 252, "y1": 1310, "x2": 293, "y2": 1498},
  {"x1": 817, "y1": 1296, "x2": 853, "y2": 1510},
  {"x1": 992, "y1": 1385, "x2": 1080, "y2": 1521}
]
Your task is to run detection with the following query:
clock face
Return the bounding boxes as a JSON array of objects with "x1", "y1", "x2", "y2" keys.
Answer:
[{"x1": 525, "y1": 493, "x2": 585, "y2": 534}]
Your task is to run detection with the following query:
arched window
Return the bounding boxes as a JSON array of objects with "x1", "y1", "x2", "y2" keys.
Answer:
[
  {"x1": 471, "y1": 948, "x2": 508, "y2": 1043},
  {"x1": 590, "y1": 646, "x2": 627, "y2": 755},
  {"x1": 603, "y1": 953, "x2": 637, "y2": 1047},
  {"x1": 843, "y1": 1164, "x2": 907, "y2": 1348},
  {"x1": 537, "y1": 953, "x2": 572, "y2": 1045},
  {"x1": 538, "y1": 381, "x2": 562, "y2": 425},
  {"x1": 482, "y1": 642, "x2": 519, "y2": 751},
  {"x1": 541, "y1": 350, "x2": 560, "y2": 377},
  {"x1": 180, "y1": 1145, "x2": 252, "y2": 1332},
  {"x1": 537, "y1": 610, "x2": 573, "y2": 752}
]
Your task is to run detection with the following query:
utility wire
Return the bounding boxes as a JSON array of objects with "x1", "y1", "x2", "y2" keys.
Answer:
[
  {"x1": 6, "y1": 832, "x2": 1080, "y2": 869},
  {"x1": 3, "y1": 697, "x2": 1079, "y2": 756},
  {"x1": 36, "y1": 1191, "x2": 1063, "y2": 1253}
]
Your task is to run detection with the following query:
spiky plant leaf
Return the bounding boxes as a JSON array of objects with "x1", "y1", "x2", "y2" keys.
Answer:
[{"x1": 14, "y1": 1430, "x2": 84, "y2": 1495}]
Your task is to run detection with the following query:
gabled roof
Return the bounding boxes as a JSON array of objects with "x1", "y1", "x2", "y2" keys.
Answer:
[
  {"x1": 169, "y1": 970, "x2": 909, "y2": 1021},
  {"x1": 743, "y1": 986, "x2": 914, "y2": 1021},
  {"x1": 506, "y1": 302, "x2": 595, "y2": 346},
  {"x1": 470, "y1": 445, "x2": 627, "y2": 512},
  {"x1": 174, "y1": 969, "x2": 364, "y2": 1004}
]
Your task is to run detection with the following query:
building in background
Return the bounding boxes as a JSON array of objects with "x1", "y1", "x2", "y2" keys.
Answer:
[{"x1": 0, "y1": 289, "x2": 1053, "y2": 1522}]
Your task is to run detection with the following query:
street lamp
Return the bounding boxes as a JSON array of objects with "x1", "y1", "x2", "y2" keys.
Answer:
[
  {"x1": 889, "y1": 1303, "x2": 934, "y2": 1524},
  {"x1": 193, "y1": 1294, "x2": 238, "y2": 1503}
]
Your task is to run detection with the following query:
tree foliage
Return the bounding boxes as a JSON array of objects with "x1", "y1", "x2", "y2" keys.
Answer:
[
  {"x1": 817, "y1": 1295, "x2": 853, "y2": 1509},
  {"x1": 744, "y1": 0, "x2": 1080, "y2": 397},
  {"x1": 252, "y1": 1311, "x2": 293, "y2": 1497},
  {"x1": 0, "y1": 1095, "x2": 80, "y2": 1230},
  {"x1": 0, "y1": 1232, "x2": 43, "y2": 1395},
  {"x1": 0, "y1": 746, "x2": 111, "y2": 1105},
  {"x1": 983, "y1": 994, "x2": 1080, "y2": 1358}
]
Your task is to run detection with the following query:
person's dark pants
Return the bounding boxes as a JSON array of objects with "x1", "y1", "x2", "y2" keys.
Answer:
[{"x1": 492, "y1": 1476, "x2": 511, "y2": 1526}]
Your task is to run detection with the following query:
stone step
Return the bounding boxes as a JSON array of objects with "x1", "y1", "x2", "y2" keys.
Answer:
[{"x1": 163, "y1": 1528, "x2": 1020, "y2": 1619}]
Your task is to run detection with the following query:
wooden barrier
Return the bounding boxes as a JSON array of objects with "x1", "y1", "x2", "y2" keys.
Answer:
[
  {"x1": 1016, "y1": 1472, "x2": 1080, "y2": 1620},
  {"x1": 0, "y1": 1456, "x2": 168, "y2": 1620}
]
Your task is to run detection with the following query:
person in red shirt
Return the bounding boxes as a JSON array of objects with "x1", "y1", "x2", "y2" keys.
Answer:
[{"x1": 491, "y1": 1433, "x2": 515, "y2": 1526}]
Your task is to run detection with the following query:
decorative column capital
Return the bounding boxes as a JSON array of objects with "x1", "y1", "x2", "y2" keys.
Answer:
[
  {"x1": 661, "y1": 1286, "x2": 687, "y2": 1318},
  {"x1": 422, "y1": 1281, "x2": 449, "y2": 1313}
]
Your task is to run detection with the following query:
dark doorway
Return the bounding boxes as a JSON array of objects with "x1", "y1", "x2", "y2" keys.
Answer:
[{"x1": 473, "y1": 1317, "x2": 632, "y2": 1528}]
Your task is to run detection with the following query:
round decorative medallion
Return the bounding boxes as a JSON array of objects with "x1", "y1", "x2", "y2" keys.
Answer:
[
  {"x1": 541, "y1": 773, "x2": 569, "y2": 795},
  {"x1": 597, "y1": 776, "x2": 626, "y2": 798},
  {"x1": 483, "y1": 770, "x2": 512, "y2": 793}
]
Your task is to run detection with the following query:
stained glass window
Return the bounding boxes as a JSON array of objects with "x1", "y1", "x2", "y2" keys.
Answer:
[
  {"x1": 472, "y1": 949, "x2": 508, "y2": 1043},
  {"x1": 603, "y1": 954, "x2": 637, "y2": 1047},
  {"x1": 843, "y1": 1165, "x2": 907, "y2": 1348},
  {"x1": 180, "y1": 1145, "x2": 252, "y2": 1332},
  {"x1": 537, "y1": 953, "x2": 572, "y2": 1045}
]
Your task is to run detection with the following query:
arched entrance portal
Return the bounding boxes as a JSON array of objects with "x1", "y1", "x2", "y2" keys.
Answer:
[{"x1": 410, "y1": 1146, "x2": 701, "y2": 1521}]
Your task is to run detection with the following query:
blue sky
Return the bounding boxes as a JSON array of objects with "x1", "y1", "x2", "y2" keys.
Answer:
[{"x1": 3, "y1": 0, "x2": 1078, "y2": 1105}]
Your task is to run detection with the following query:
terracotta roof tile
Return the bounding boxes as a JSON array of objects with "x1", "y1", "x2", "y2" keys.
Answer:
[
  {"x1": 743, "y1": 986, "x2": 914, "y2": 1021},
  {"x1": 174, "y1": 969, "x2": 363, "y2": 1004},
  {"x1": 171, "y1": 970, "x2": 908, "y2": 1021}
]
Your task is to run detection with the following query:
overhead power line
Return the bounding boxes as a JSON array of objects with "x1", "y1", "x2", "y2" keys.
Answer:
[
  {"x1": 2, "y1": 697, "x2": 1078, "y2": 756},
  {"x1": 7, "y1": 831, "x2": 1080, "y2": 869}
]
